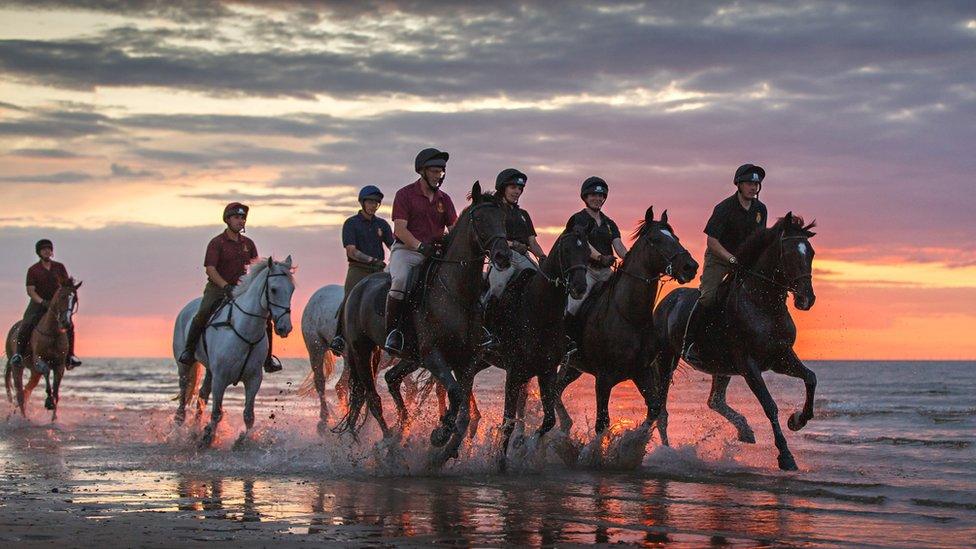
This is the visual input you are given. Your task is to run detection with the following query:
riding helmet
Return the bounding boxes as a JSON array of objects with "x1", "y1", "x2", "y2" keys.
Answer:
[
  {"x1": 734, "y1": 164, "x2": 765, "y2": 185},
  {"x1": 414, "y1": 148, "x2": 450, "y2": 173},
  {"x1": 358, "y1": 185, "x2": 384, "y2": 203},
  {"x1": 223, "y1": 202, "x2": 249, "y2": 221},
  {"x1": 35, "y1": 239, "x2": 53, "y2": 255},
  {"x1": 495, "y1": 168, "x2": 527, "y2": 193},
  {"x1": 580, "y1": 176, "x2": 609, "y2": 198}
]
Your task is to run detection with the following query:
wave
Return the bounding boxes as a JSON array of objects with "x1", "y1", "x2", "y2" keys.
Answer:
[{"x1": 803, "y1": 433, "x2": 972, "y2": 449}]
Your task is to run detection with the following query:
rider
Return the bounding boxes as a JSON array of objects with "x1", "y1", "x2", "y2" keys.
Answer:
[
  {"x1": 563, "y1": 177, "x2": 628, "y2": 352},
  {"x1": 178, "y1": 202, "x2": 282, "y2": 373},
  {"x1": 483, "y1": 168, "x2": 546, "y2": 304},
  {"x1": 328, "y1": 185, "x2": 394, "y2": 354},
  {"x1": 383, "y1": 147, "x2": 459, "y2": 356},
  {"x1": 9, "y1": 239, "x2": 82, "y2": 369},
  {"x1": 682, "y1": 163, "x2": 768, "y2": 364}
]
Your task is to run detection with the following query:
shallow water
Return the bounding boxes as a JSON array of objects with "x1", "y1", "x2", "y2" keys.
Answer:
[{"x1": 1, "y1": 359, "x2": 974, "y2": 546}]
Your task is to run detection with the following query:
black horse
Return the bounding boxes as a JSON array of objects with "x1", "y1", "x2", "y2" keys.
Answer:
[
  {"x1": 553, "y1": 207, "x2": 699, "y2": 435},
  {"x1": 653, "y1": 213, "x2": 817, "y2": 471},
  {"x1": 482, "y1": 225, "x2": 591, "y2": 471},
  {"x1": 338, "y1": 182, "x2": 511, "y2": 466}
]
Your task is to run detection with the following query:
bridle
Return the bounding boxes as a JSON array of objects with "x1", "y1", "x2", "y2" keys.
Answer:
[
  {"x1": 431, "y1": 201, "x2": 508, "y2": 268},
  {"x1": 618, "y1": 227, "x2": 691, "y2": 286},
  {"x1": 538, "y1": 232, "x2": 588, "y2": 291},
  {"x1": 738, "y1": 234, "x2": 813, "y2": 297}
]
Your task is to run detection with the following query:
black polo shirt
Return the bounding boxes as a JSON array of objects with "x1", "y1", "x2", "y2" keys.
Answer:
[
  {"x1": 565, "y1": 209, "x2": 621, "y2": 256},
  {"x1": 504, "y1": 203, "x2": 536, "y2": 245},
  {"x1": 704, "y1": 194, "x2": 768, "y2": 254},
  {"x1": 342, "y1": 212, "x2": 394, "y2": 262}
]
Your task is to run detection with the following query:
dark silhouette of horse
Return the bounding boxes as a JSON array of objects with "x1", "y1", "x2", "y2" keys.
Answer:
[
  {"x1": 553, "y1": 207, "x2": 699, "y2": 435},
  {"x1": 483, "y1": 225, "x2": 592, "y2": 471},
  {"x1": 5, "y1": 278, "x2": 82, "y2": 421},
  {"x1": 653, "y1": 213, "x2": 817, "y2": 470},
  {"x1": 337, "y1": 182, "x2": 511, "y2": 467}
]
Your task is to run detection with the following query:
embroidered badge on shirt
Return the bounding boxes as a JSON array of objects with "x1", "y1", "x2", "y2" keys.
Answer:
[
  {"x1": 756, "y1": 212, "x2": 762, "y2": 223},
  {"x1": 376, "y1": 227, "x2": 383, "y2": 238},
  {"x1": 436, "y1": 201, "x2": 444, "y2": 213}
]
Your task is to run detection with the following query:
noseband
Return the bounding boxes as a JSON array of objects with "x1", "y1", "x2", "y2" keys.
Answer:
[{"x1": 738, "y1": 234, "x2": 812, "y2": 296}]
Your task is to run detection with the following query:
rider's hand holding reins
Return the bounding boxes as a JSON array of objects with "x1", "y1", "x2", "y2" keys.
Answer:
[{"x1": 222, "y1": 284, "x2": 236, "y2": 300}]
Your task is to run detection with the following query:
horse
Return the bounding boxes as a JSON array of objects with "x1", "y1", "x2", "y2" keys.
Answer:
[
  {"x1": 553, "y1": 207, "x2": 699, "y2": 435},
  {"x1": 173, "y1": 256, "x2": 295, "y2": 447},
  {"x1": 338, "y1": 181, "x2": 511, "y2": 467},
  {"x1": 300, "y1": 284, "x2": 416, "y2": 435},
  {"x1": 653, "y1": 213, "x2": 817, "y2": 470},
  {"x1": 5, "y1": 278, "x2": 81, "y2": 421},
  {"x1": 483, "y1": 225, "x2": 591, "y2": 470}
]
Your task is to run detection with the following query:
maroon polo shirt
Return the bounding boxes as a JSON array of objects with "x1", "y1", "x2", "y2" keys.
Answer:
[
  {"x1": 204, "y1": 231, "x2": 258, "y2": 285},
  {"x1": 391, "y1": 179, "x2": 458, "y2": 245},
  {"x1": 26, "y1": 260, "x2": 69, "y2": 301}
]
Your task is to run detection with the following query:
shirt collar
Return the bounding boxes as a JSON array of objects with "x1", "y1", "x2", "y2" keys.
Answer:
[{"x1": 412, "y1": 178, "x2": 444, "y2": 200}]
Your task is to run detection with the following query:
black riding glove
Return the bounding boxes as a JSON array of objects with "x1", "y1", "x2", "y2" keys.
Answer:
[
  {"x1": 372, "y1": 258, "x2": 387, "y2": 269},
  {"x1": 510, "y1": 241, "x2": 528, "y2": 255},
  {"x1": 40, "y1": 299, "x2": 50, "y2": 309},
  {"x1": 417, "y1": 242, "x2": 436, "y2": 258},
  {"x1": 222, "y1": 284, "x2": 236, "y2": 299},
  {"x1": 536, "y1": 254, "x2": 547, "y2": 265}
]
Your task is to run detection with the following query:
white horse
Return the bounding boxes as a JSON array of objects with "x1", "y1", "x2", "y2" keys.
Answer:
[
  {"x1": 300, "y1": 283, "x2": 420, "y2": 435},
  {"x1": 173, "y1": 256, "x2": 295, "y2": 447}
]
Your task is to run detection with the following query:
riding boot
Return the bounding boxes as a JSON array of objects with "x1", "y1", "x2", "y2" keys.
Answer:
[
  {"x1": 563, "y1": 313, "x2": 579, "y2": 358},
  {"x1": 11, "y1": 317, "x2": 35, "y2": 366},
  {"x1": 66, "y1": 326, "x2": 82, "y2": 369},
  {"x1": 383, "y1": 296, "x2": 405, "y2": 356},
  {"x1": 178, "y1": 315, "x2": 207, "y2": 366},
  {"x1": 328, "y1": 304, "x2": 346, "y2": 355},
  {"x1": 478, "y1": 297, "x2": 499, "y2": 350},
  {"x1": 681, "y1": 302, "x2": 707, "y2": 365},
  {"x1": 264, "y1": 320, "x2": 282, "y2": 373}
]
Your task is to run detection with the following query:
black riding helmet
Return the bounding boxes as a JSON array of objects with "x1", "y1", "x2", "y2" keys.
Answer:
[
  {"x1": 414, "y1": 148, "x2": 450, "y2": 174},
  {"x1": 580, "y1": 176, "x2": 608, "y2": 199},
  {"x1": 35, "y1": 239, "x2": 53, "y2": 255},
  {"x1": 223, "y1": 202, "x2": 249, "y2": 222},
  {"x1": 734, "y1": 164, "x2": 765, "y2": 185},
  {"x1": 495, "y1": 168, "x2": 527, "y2": 193}
]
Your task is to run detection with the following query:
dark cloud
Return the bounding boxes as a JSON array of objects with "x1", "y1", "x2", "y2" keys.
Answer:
[
  {"x1": 0, "y1": 170, "x2": 93, "y2": 183},
  {"x1": 7, "y1": 148, "x2": 82, "y2": 158},
  {"x1": 110, "y1": 163, "x2": 160, "y2": 178},
  {"x1": 118, "y1": 113, "x2": 341, "y2": 137}
]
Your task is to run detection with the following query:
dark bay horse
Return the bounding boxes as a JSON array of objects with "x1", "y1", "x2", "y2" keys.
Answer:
[
  {"x1": 553, "y1": 208, "x2": 698, "y2": 435},
  {"x1": 5, "y1": 278, "x2": 82, "y2": 421},
  {"x1": 653, "y1": 213, "x2": 817, "y2": 470},
  {"x1": 483, "y1": 225, "x2": 591, "y2": 470},
  {"x1": 338, "y1": 182, "x2": 511, "y2": 466}
]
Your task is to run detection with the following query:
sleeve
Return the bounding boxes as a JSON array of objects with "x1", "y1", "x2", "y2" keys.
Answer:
[
  {"x1": 760, "y1": 204, "x2": 769, "y2": 229},
  {"x1": 608, "y1": 219, "x2": 621, "y2": 240},
  {"x1": 443, "y1": 196, "x2": 458, "y2": 226},
  {"x1": 523, "y1": 210, "x2": 537, "y2": 237},
  {"x1": 26, "y1": 267, "x2": 37, "y2": 288},
  {"x1": 204, "y1": 237, "x2": 220, "y2": 267},
  {"x1": 704, "y1": 203, "x2": 726, "y2": 239},
  {"x1": 248, "y1": 239, "x2": 258, "y2": 261},
  {"x1": 56, "y1": 263, "x2": 69, "y2": 284},
  {"x1": 391, "y1": 190, "x2": 409, "y2": 222},
  {"x1": 564, "y1": 212, "x2": 590, "y2": 234},
  {"x1": 381, "y1": 220, "x2": 395, "y2": 247},
  {"x1": 341, "y1": 218, "x2": 356, "y2": 248}
]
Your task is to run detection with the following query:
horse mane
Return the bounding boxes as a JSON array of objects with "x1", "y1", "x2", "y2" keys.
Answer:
[
  {"x1": 440, "y1": 192, "x2": 500, "y2": 251},
  {"x1": 619, "y1": 218, "x2": 674, "y2": 271},
  {"x1": 735, "y1": 216, "x2": 817, "y2": 269}
]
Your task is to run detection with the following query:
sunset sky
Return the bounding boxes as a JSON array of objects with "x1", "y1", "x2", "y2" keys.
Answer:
[{"x1": 1, "y1": 1, "x2": 974, "y2": 359}]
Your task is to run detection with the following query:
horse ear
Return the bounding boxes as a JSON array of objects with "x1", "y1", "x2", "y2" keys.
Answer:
[
  {"x1": 644, "y1": 206, "x2": 654, "y2": 225},
  {"x1": 284, "y1": 255, "x2": 293, "y2": 267},
  {"x1": 471, "y1": 180, "x2": 482, "y2": 202},
  {"x1": 267, "y1": 256, "x2": 273, "y2": 267},
  {"x1": 661, "y1": 209, "x2": 669, "y2": 224},
  {"x1": 74, "y1": 280, "x2": 83, "y2": 289},
  {"x1": 785, "y1": 211, "x2": 794, "y2": 224}
]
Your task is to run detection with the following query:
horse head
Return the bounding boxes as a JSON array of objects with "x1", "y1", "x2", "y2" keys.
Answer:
[
  {"x1": 54, "y1": 278, "x2": 82, "y2": 331},
  {"x1": 629, "y1": 206, "x2": 699, "y2": 283},
  {"x1": 466, "y1": 180, "x2": 511, "y2": 271},
  {"x1": 266, "y1": 255, "x2": 296, "y2": 337},
  {"x1": 548, "y1": 224, "x2": 591, "y2": 300},
  {"x1": 779, "y1": 212, "x2": 817, "y2": 311}
]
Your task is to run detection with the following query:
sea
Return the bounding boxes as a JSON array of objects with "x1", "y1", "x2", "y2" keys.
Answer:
[{"x1": 1, "y1": 358, "x2": 973, "y2": 547}]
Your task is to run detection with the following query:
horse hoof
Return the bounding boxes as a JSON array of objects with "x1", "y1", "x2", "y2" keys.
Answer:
[
  {"x1": 787, "y1": 412, "x2": 806, "y2": 432},
  {"x1": 174, "y1": 411, "x2": 186, "y2": 425},
  {"x1": 317, "y1": 420, "x2": 329, "y2": 437},
  {"x1": 738, "y1": 430, "x2": 756, "y2": 444},
  {"x1": 232, "y1": 433, "x2": 249, "y2": 451},
  {"x1": 778, "y1": 453, "x2": 798, "y2": 471},
  {"x1": 199, "y1": 427, "x2": 215, "y2": 449},
  {"x1": 44, "y1": 396, "x2": 55, "y2": 410},
  {"x1": 430, "y1": 425, "x2": 452, "y2": 447}
]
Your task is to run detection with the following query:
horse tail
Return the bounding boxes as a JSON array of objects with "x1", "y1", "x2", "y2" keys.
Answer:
[
  {"x1": 331, "y1": 351, "x2": 368, "y2": 435},
  {"x1": 296, "y1": 347, "x2": 337, "y2": 398},
  {"x1": 4, "y1": 360, "x2": 12, "y2": 403},
  {"x1": 174, "y1": 362, "x2": 204, "y2": 405}
]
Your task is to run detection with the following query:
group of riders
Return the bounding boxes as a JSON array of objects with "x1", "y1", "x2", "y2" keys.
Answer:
[{"x1": 9, "y1": 147, "x2": 769, "y2": 375}]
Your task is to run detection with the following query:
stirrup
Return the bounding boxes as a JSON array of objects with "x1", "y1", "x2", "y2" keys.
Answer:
[
  {"x1": 478, "y1": 327, "x2": 499, "y2": 349},
  {"x1": 264, "y1": 355, "x2": 283, "y2": 373},
  {"x1": 384, "y1": 330, "x2": 404, "y2": 356},
  {"x1": 67, "y1": 356, "x2": 82, "y2": 370},
  {"x1": 328, "y1": 335, "x2": 346, "y2": 355},
  {"x1": 177, "y1": 349, "x2": 196, "y2": 366},
  {"x1": 9, "y1": 353, "x2": 23, "y2": 366}
]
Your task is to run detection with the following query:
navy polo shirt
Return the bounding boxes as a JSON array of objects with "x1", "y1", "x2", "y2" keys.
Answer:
[
  {"x1": 341, "y1": 212, "x2": 394, "y2": 262},
  {"x1": 704, "y1": 194, "x2": 768, "y2": 254}
]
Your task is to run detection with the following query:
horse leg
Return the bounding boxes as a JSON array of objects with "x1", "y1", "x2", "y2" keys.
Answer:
[
  {"x1": 402, "y1": 368, "x2": 419, "y2": 405},
  {"x1": 50, "y1": 365, "x2": 64, "y2": 422},
  {"x1": 24, "y1": 370, "x2": 41, "y2": 403},
  {"x1": 707, "y1": 375, "x2": 756, "y2": 443},
  {"x1": 425, "y1": 349, "x2": 461, "y2": 448},
  {"x1": 235, "y1": 373, "x2": 262, "y2": 449},
  {"x1": 13, "y1": 365, "x2": 26, "y2": 416},
  {"x1": 335, "y1": 364, "x2": 350, "y2": 414},
  {"x1": 554, "y1": 363, "x2": 584, "y2": 432},
  {"x1": 200, "y1": 375, "x2": 226, "y2": 448},
  {"x1": 175, "y1": 363, "x2": 190, "y2": 424},
  {"x1": 536, "y1": 369, "x2": 558, "y2": 436},
  {"x1": 772, "y1": 350, "x2": 817, "y2": 432},
  {"x1": 654, "y1": 352, "x2": 678, "y2": 446},
  {"x1": 308, "y1": 344, "x2": 329, "y2": 435},
  {"x1": 735, "y1": 352, "x2": 797, "y2": 471},
  {"x1": 632, "y1": 366, "x2": 663, "y2": 429},
  {"x1": 385, "y1": 359, "x2": 420, "y2": 428},
  {"x1": 594, "y1": 375, "x2": 613, "y2": 435},
  {"x1": 499, "y1": 372, "x2": 522, "y2": 472},
  {"x1": 42, "y1": 365, "x2": 54, "y2": 411},
  {"x1": 438, "y1": 364, "x2": 476, "y2": 465},
  {"x1": 196, "y1": 368, "x2": 213, "y2": 420}
]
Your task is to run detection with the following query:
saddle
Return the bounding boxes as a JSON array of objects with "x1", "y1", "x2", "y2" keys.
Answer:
[
  {"x1": 576, "y1": 277, "x2": 611, "y2": 321},
  {"x1": 371, "y1": 251, "x2": 443, "y2": 318}
]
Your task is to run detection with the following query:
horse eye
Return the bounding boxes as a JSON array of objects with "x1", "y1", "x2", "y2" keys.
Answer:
[{"x1": 271, "y1": 288, "x2": 277, "y2": 294}]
